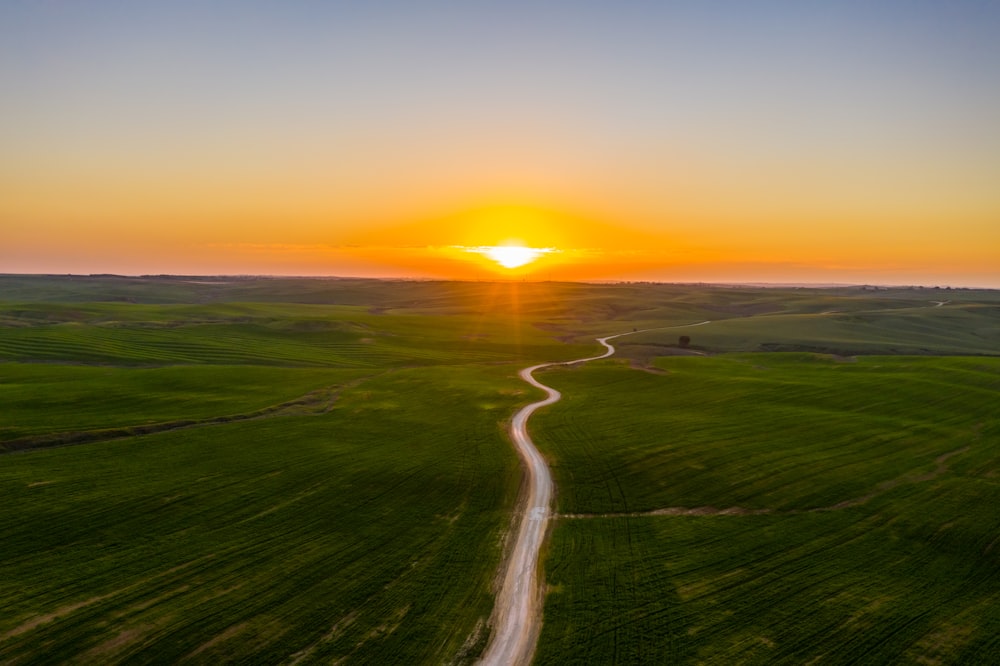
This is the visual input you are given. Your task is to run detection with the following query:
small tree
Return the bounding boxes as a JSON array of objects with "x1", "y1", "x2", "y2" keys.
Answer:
[{"x1": 679, "y1": 335, "x2": 690, "y2": 348}]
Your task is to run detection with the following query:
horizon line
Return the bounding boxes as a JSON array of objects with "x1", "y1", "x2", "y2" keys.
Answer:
[{"x1": 2, "y1": 273, "x2": 997, "y2": 291}]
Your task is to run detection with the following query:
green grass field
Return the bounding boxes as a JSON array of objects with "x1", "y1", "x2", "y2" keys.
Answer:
[
  {"x1": 1, "y1": 275, "x2": 998, "y2": 664},
  {"x1": 1, "y1": 366, "x2": 529, "y2": 663},
  {"x1": 534, "y1": 354, "x2": 1000, "y2": 513},
  {"x1": 532, "y1": 354, "x2": 1000, "y2": 664},
  {"x1": 1, "y1": 277, "x2": 583, "y2": 663},
  {"x1": 624, "y1": 303, "x2": 1000, "y2": 357},
  {"x1": 0, "y1": 364, "x2": 368, "y2": 443}
]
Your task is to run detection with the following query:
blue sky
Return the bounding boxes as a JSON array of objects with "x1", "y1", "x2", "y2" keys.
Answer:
[{"x1": 2, "y1": 1, "x2": 998, "y2": 284}]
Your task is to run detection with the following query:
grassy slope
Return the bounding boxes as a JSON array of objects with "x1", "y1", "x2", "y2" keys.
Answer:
[
  {"x1": 626, "y1": 303, "x2": 1000, "y2": 356},
  {"x1": 533, "y1": 355, "x2": 1000, "y2": 664},
  {"x1": 0, "y1": 365, "x2": 366, "y2": 440},
  {"x1": 0, "y1": 366, "x2": 526, "y2": 664},
  {"x1": 0, "y1": 302, "x2": 584, "y2": 367},
  {"x1": 2, "y1": 276, "x2": 999, "y2": 664},
  {"x1": 535, "y1": 355, "x2": 1000, "y2": 513},
  {"x1": 0, "y1": 277, "x2": 590, "y2": 664}
]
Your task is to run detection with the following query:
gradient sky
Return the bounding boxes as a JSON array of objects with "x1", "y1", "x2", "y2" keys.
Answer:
[{"x1": 2, "y1": 1, "x2": 999, "y2": 285}]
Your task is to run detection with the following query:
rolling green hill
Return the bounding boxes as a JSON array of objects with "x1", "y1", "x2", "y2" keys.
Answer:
[
  {"x1": 1, "y1": 275, "x2": 998, "y2": 664},
  {"x1": 533, "y1": 354, "x2": 1000, "y2": 664}
]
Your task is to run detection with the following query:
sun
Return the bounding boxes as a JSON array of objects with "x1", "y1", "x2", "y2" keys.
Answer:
[
  {"x1": 462, "y1": 244, "x2": 556, "y2": 270},
  {"x1": 484, "y1": 245, "x2": 547, "y2": 269}
]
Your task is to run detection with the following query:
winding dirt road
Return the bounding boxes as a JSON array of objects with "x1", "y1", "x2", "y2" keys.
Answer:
[{"x1": 478, "y1": 321, "x2": 710, "y2": 666}]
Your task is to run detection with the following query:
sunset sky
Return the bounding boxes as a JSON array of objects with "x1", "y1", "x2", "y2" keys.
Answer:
[{"x1": 2, "y1": 1, "x2": 998, "y2": 286}]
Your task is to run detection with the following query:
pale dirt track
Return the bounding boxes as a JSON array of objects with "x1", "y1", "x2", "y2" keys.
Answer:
[{"x1": 477, "y1": 321, "x2": 710, "y2": 666}]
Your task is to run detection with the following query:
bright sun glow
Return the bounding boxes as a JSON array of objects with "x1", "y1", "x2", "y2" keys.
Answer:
[{"x1": 463, "y1": 245, "x2": 556, "y2": 269}]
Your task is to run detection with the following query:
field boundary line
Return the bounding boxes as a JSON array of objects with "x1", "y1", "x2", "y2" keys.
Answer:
[
  {"x1": 1, "y1": 373, "x2": 382, "y2": 454},
  {"x1": 558, "y1": 445, "x2": 971, "y2": 520}
]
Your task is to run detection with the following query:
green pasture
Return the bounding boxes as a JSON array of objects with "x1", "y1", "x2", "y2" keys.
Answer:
[
  {"x1": 622, "y1": 302, "x2": 1000, "y2": 356},
  {"x1": 539, "y1": 497, "x2": 1000, "y2": 664},
  {"x1": 0, "y1": 365, "x2": 526, "y2": 664},
  {"x1": 533, "y1": 354, "x2": 1000, "y2": 663},
  {"x1": 1, "y1": 276, "x2": 584, "y2": 663},
  {"x1": 0, "y1": 302, "x2": 590, "y2": 368},
  {"x1": 534, "y1": 355, "x2": 1000, "y2": 513},
  {"x1": 1, "y1": 275, "x2": 998, "y2": 664},
  {"x1": 0, "y1": 364, "x2": 367, "y2": 442}
]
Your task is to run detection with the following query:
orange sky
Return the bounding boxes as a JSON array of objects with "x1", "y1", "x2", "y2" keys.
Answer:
[{"x1": 2, "y1": 3, "x2": 999, "y2": 287}]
